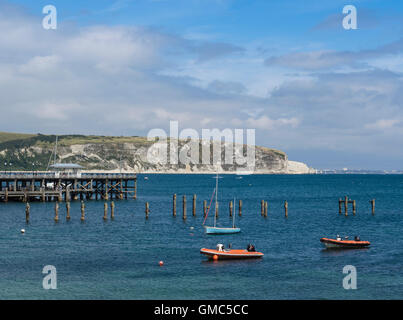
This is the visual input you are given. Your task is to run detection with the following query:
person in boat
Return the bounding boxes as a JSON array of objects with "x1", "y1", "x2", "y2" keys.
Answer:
[
  {"x1": 217, "y1": 244, "x2": 224, "y2": 252},
  {"x1": 336, "y1": 235, "x2": 341, "y2": 241},
  {"x1": 247, "y1": 244, "x2": 256, "y2": 252},
  {"x1": 354, "y1": 236, "x2": 360, "y2": 241}
]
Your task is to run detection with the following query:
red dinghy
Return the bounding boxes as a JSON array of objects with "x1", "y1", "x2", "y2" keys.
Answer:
[
  {"x1": 320, "y1": 236, "x2": 370, "y2": 249},
  {"x1": 201, "y1": 244, "x2": 264, "y2": 260}
]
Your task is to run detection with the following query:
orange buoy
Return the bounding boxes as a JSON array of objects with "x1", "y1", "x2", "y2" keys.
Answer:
[
  {"x1": 213, "y1": 255, "x2": 219, "y2": 261},
  {"x1": 159, "y1": 261, "x2": 164, "y2": 266}
]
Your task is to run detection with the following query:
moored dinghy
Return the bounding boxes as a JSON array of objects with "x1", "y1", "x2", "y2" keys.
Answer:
[
  {"x1": 203, "y1": 173, "x2": 241, "y2": 234},
  {"x1": 201, "y1": 244, "x2": 263, "y2": 260},
  {"x1": 204, "y1": 226, "x2": 241, "y2": 234},
  {"x1": 320, "y1": 235, "x2": 370, "y2": 249}
]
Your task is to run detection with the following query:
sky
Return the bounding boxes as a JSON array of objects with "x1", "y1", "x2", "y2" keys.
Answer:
[{"x1": 0, "y1": 0, "x2": 403, "y2": 170}]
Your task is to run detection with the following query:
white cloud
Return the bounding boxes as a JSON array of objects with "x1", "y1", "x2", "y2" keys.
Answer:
[
  {"x1": 18, "y1": 55, "x2": 60, "y2": 74},
  {"x1": 365, "y1": 119, "x2": 400, "y2": 130},
  {"x1": 245, "y1": 116, "x2": 300, "y2": 130}
]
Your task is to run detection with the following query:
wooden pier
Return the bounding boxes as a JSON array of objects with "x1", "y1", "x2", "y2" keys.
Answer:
[{"x1": 0, "y1": 172, "x2": 137, "y2": 202}]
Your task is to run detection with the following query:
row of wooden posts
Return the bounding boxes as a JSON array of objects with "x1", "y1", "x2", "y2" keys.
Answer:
[
  {"x1": 25, "y1": 200, "x2": 116, "y2": 223},
  {"x1": 338, "y1": 196, "x2": 376, "y2": 216},
  {"x1": 144, "y1": 194, "x2": 288, "y2": 220},
  {"x1": 23, "y1": 195, "x2": 376, "y2": 223}
]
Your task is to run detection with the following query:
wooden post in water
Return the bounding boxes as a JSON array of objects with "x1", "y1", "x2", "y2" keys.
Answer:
[
  {"x1": 261, "y1": 200, "x2": 264, "y2": 216},
  {"x1": 111, "y1": 201, "x2": 115, "y2": 220},
  {"x1": 173, "y1": 194, "x2": 177, "y2": 217},
  {"x1": 284, "y1": 200, "x2": 288, "y2": 218},
  {"x1": 25, "y1": 202, "x2": 30, "y2": 223},
  {"x1": 183, "y1": 195, "x2": 187, "y2": 220},
  {"x1": 229, "y1": 201, "x2": 233, "y2": 217},
  {"x1": 80, "y1": 201, "x2": 85, "y2": 221},
  {"x1": 215, "y1": 201, "x2": 219, "y2": 218},
  {"x1": 133, "y1": 179, "x2": 137, "y2": 200},
  {"x1": 192, "y1": 194, "x2": 196, "y2": 217},
  {"x1": 54, "y1": 202, "x2": 59, "y2": 222},
  {"x1": 66, "y1": 202, "x2": 71, "y2": 221},
  {"x1": 238, "y1": 199, "x2": 242, "y2": 216},
  {"x1": 145, "y1": 202, "x2": 149, "y2": 219},
  {"x1": 4, "y1": 189, "x2": 8, "y2": 202},
  {"x1": 103, "y1": 202, "x2": 108, "y2": 220},
  {"x1": 352, "y1": 200, "x2": 356, "y2": 215},
  {"x1": 203, "y1": 200, "x2": 207, "y2": 218},
  {"x1": 344, "y1": 196, "x2": 348, "y2": 216},
  {"x1": 338, "y1": 198, "x2": 342, "y2": 214},
  {"x1": 370, "y1": 199, "x2": 375, "y2": 215},
  {"x1": 264, "y1": 201, "x2": 268, "y2": 218}
]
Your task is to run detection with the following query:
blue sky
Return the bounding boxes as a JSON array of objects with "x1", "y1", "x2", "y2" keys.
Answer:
[{"x1": 1, "y1": 0, "x2": 403, "y2": 169}]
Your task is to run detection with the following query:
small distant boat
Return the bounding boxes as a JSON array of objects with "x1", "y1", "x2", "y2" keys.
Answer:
[
  {"x1": 144, "y1": 176, "x2": 148, "y2": 180},
  {"x1": 201, "y1": 244, "x2": 263, "y2": 260},
  {"x1": 320, "y1": 236, "x2": 370, "y2": 249},
  {"x1": 203, "y1": 173, "x2": 240, "y2": 234}
]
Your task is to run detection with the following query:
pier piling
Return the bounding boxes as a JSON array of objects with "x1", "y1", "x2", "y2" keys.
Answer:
[
  {"x1": 370, "y1": 199, "x2": 375, "y2": 215},
  {"x1": 344, "y1": 196, "x2": 348, "y2": 216},
  {"x1": 261, "y1": 200, "x2": 264, "y2": 216},
  {"x1": 238, "y1": 200, "x2": 242, "y2": 217},
  {"x1": 111, "y1": 201, "x2": 115, "y2": 220},
  {"x1": 80, "y1": 201, "x2": 85, "y2": 221},
  {"x1": 352, "y1": 200, "x2": 356, "y2": 215},
  {"x1": 192, "y1": 194, "x2": 196, "y2": 216},
  {"x1": 183, "y1": 195, "x2": 187, "y2": 220},
  {"x1": 229, "y1": 201, "x2": 233, "y2": 217},
  {"x1": 264, "y1": 201, "x2": 268, "y2": 218},
  {"x1": 54, "y1": 202, "x2": 59, "y2": 222},
  {"x1": 145, "y1": 202, "x2": 150, "y2": 219},
  {"x1": 66, "y1": 202, "x2": 71, "y2": 220},
  {"x1": 284, "y1": 200, "x2": 288, "y2": 218},
  {"x1": 173, "y1": 194, "x2": 177, "y2": 217},
  {"x1": 25, "y1": 202, "x2": 30, "y2": 223},
  {"x1": 103, "y1": 202, "x2": 108, "y2": 220},
  {"x1": 203, "y1": 200, "x2": 207, "y2": 218}
]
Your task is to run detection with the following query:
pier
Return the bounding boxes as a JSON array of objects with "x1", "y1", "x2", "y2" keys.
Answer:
[{"x1": 0, "y1": 171, "x2": 137, "y2": 202}]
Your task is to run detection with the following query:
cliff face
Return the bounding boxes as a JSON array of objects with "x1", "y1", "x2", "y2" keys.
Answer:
[{"x1": 0, "y1": 133, "x2": 315, "y2": 174}]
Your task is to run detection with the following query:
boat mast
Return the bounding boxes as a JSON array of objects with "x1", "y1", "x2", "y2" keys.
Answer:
[
  {"x1": 214, "y1": 172, "x2": 218, "y2": 227},
  {"x1": 46, "y1": 135, "x2": 58, "y2": 171},
  {"x1": 54, "y1": 135, "x2": 58, "y2": 165}
]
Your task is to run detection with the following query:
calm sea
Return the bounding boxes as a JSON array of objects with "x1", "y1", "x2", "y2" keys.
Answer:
[{"x1": 0, "y1": 174, "x2": 402, "y2": 299}]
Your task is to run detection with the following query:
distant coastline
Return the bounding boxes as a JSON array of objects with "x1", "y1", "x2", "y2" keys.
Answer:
[{"x1": 0, "y1": 132, "x2": 316, "y2": 174}]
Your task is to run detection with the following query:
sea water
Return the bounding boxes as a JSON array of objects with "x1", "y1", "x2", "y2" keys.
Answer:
[{"x1": 0, "y1": 174, "x2": 402, "y2": 299}]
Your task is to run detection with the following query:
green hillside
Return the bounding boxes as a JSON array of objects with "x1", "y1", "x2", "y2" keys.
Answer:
[
  {"x1": 0, "y1": 132, "x2": 153, "y2": 170},
  {"x1": 0, "y1": 132, "x2": 37, "y2": 143}
]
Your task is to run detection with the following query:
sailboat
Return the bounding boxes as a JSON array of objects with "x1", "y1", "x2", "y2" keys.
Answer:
[{"x1": 203, "y1": 173, "x2": 241, "y2": 234}]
